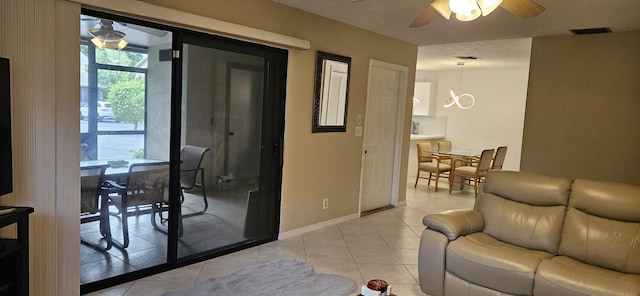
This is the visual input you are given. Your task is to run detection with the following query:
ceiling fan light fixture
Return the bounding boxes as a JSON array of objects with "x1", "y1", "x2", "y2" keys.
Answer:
[
  {"x1": 477, "y1": 0, "x2": 503, "y2": 16},
  {"x1": 455, "y1": 9, "x2": 481, "y2": 21},
  {"x1": 432, "y1": 0, "x2": 453, "y2": 19},
  {"x1": 88, "y1": 20, "x2": 128, "y2": 50},
  {"x1": 449, "y1": 0, "x2": 479, "y2": 16},
  {"x1": 91, "y1": 35, "x2": 128, "y2": 50}
]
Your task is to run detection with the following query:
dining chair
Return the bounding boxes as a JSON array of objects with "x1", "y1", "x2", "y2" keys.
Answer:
[
  {"x1": 449, "y1": 148, "x2": 494, "y2": 197},
  {"x1": 180, "y1": 145, "x2": 210, "y2": 216},
  {"x1": 415, "y1": 142, "x2": 451, "y2": 191},
  {"x1": 491, "y1": 146, "x2": 508, "y2": 170},
  {"x1": 437, "y1": 140, "x2": 453, "y2": 164},
  {"x1": 80, "y1": 164, "x2": 112, "y2": 250},
  {"x1": 107, "y1": 162, "x2": 180, "y2": 248}
]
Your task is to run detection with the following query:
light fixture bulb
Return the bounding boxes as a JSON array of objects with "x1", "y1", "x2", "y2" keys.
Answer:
[
  {"x1": 477, "y1": 0, "x2": 503, "y2": 16},
  {"x1": 449, "y1": 0, "x2": 480, "y2": 16},
  {"x1": 455, "y1": 9, "x2": 481, "y2": 21},
  {"x1": 91, "y1": 36, "x2": 128, "y2": 50}
]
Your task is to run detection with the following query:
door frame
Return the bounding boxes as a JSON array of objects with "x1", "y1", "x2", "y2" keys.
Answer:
[
  {"x1": 79, "y1": 9, "x2": 287, "y2": 294},
  {"x1": 359, "y1": 59, "x2": 408, "y2": 213}
]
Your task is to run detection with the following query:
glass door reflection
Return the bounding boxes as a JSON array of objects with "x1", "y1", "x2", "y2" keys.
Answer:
[
  {"x1": 177, "y1": 43, "x2": 266, "y2": 257},
  {"x1": 79, "y1": 12, "x2": 173, "y2": 286}
]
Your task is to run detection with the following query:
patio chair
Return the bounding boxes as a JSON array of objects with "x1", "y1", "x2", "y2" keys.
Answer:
[
  {"x1": 107, "y1": 162, "x2": 181, "y2": 248},
  {"x1": 80, "y1": 164, "x2": 112, "y2": 250},
  {"x1": 180, "y1": 145, "x2": 210, "y2": 216}
]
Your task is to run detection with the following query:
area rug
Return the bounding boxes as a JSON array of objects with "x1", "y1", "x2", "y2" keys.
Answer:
[{"x1": 160, "y1": 258, "x2": 358, "y2": 296}]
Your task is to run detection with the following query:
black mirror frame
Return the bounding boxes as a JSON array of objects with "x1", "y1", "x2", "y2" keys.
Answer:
[{"x1": 312, "y1": 51, "x2": 351, "y2": 133}]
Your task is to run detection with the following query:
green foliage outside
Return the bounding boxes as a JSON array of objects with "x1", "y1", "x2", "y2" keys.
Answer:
[
  {"x1": 82, "y1": 45, "x2": 148, "y2": 130},
  {"x1": 130, "y1": 148, "x2": 145, "y2": 159},
  {"x1": 107, "y1": 80, "x2": 145, "y2": 130}
]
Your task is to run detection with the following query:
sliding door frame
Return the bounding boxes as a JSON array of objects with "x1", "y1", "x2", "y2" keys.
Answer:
[{"x1": 80, "y1": 8, "x2": 287, "y2": 294}]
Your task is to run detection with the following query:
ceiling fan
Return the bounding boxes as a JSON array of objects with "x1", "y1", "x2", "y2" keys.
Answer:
[
  {"x1": 81, "y1": 17, "x2": 168, "y2": 50},
  {"x1": 410, "y1": 0, "x2": 545, "y2": 27},
  {"x1": 82, "y1": 17, "x2": 168, "y2": 38}
]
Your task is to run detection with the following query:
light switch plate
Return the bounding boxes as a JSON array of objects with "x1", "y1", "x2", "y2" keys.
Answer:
[{"x1": 355, "y1": 126, "x2": 363, "y2": 136}]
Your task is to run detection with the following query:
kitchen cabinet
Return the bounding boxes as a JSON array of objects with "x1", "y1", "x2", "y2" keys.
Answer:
[{"x1": 413, "y1": 82, "x2": 432, "y2": 116}]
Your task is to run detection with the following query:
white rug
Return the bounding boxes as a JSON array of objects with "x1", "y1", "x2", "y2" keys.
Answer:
[{"x1": 161, "y1": 258, "x2": 358, "y2": 296}]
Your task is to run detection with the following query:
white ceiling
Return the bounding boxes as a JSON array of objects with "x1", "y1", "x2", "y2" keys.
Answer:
[{"x1": 273, "y1": 0, "x2": 640, "y2": 70}]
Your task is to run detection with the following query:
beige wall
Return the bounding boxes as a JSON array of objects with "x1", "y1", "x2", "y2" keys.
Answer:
[
  {"x1": 1, "y1": 0, "x2": 417, "y2": 294},
  {"x1": 1, "y1": 0, "x2": 81, "y2": 295},
  {"x1": 521, "y1": 31, "x2": 640, "y2": 185},
  {"x1": 139, "y1": 0, "x2": 418, "y2": 231}
]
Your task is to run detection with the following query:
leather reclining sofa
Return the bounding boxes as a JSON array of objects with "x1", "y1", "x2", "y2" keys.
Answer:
[{"x1": 418, "y1": 170, "x2": 640, "y2": 296}]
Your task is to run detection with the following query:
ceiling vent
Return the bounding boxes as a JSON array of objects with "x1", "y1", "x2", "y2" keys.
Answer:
[{"x1": 570, "y1": 27, "x2": 612, "y2": 35}]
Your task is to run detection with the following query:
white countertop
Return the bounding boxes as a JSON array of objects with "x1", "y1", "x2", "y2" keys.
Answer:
[{"x1": 410, "y1": 134, "x2": 445, "y2": 140}]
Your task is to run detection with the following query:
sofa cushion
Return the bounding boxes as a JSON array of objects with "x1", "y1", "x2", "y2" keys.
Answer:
[
  {"x1": 560, "y1": 207, "x2": 640, "y2": 274},
  {"x1": 477, "y1": 171, "x2": 571, "y2": 254},
  {"x1": 476, "y1": 194, "x2": 567, "y2": 254},
  {"x1": 560, "y1": 179, "x2": 640, "y2": 274},
  {"x1": 569, "y1": 178, "x2": 640, "y2": 222},
  {"x1": 535, "y1": 256, "x2": 640, "y2": 296},
  {"x1": 446, "y1": 232, "x2": 554, "y2": 295},
  {"x1": 482, "y1": 171, "x2": 573, "y2": 206},
  {"x1": 444, "y1": 272, "x2": 514, "y2": 296}
]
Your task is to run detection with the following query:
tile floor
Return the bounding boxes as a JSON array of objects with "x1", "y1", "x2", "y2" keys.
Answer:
[{"x1": 86, "y1": 181, "x2": 476, "y2": 296}]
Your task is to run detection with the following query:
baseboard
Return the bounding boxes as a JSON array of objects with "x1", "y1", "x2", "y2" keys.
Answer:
[
  {"x1": 278, "y1": 213, "x2": 360, "y2": 240},
  {"x1": 361, "y1": 205, "x2": 394, "y2": 217}
]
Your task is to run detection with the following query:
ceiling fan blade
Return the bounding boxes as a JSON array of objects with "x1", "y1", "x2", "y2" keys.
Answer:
[
  {"x1": 500, "y1": 0, "x2": 545, "y2": 19},
  {"x1": 410, "y1": 5, "x2": 439, "y2": 27},
  {"x1": 409, "y1": 0, "x2": 451, "y2": 28}
]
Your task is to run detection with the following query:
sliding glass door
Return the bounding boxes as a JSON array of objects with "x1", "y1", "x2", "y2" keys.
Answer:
[
  {"x1": 79, "y1": 9, "x2": 286, "y2": 294},
  {"x1": 175, "y1": 34, "x2": 286, "y2": 260}
]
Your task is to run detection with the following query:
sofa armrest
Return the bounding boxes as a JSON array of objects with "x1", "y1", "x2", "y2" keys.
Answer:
[{"x1": 423, "y1": 209, "x2": 484, "y2": 241}]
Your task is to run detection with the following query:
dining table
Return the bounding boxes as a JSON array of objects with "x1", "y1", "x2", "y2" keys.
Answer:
[
  {"x1": 81, "y1": 158, "x2": 169, "y2": 178},
  {"x1": 445, "y1": 149, "x2": 482, "y2": 159},
  {"x1": 80, "y1": 158, "x2": 170, "y2": 249}
]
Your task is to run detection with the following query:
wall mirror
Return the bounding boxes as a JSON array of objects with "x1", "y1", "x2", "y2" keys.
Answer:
[{"x1": 312, "y1": 51, "x2": 351, "y2": 133}]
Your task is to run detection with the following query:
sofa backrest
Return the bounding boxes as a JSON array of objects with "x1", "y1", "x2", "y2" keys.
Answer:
[
  {"x1": 477, "y1": 171, "x2": 573, "y2": 254},
  {"x1": 559, "y1": 179, "x2": 640, "y2": 274}
]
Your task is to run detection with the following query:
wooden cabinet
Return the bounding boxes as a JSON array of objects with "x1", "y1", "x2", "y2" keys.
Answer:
[{"x1": 0, "y1": 207, "x2": 34, "y2": 296}]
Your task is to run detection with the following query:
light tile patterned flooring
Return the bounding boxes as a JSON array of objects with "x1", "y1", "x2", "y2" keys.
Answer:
[{"x1": 87, "y1": 181, "x2": 476, "y2": 296}]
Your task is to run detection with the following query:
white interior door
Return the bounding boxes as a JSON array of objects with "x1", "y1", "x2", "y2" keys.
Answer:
[
  {"x1": 361, "y1": 60, "x2": 407, "y2": 212},
  {"x1": 320, "y1": 60, "x2": 348, "y2": 125}
]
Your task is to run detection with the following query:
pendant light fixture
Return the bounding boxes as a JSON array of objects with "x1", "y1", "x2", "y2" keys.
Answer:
[{"x1": 444, "y1": 62, "x2": 475, "y2": 109}]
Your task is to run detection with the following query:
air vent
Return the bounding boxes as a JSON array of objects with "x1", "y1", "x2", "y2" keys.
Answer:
[
  {"x1": 570, "y1": 27, "x2": 611, "y2": 35},
  {"x1": 455, "y1": 56, "x2": 479, "y2": 60}
]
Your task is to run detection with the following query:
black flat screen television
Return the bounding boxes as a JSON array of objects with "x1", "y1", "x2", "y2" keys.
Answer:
[{"x1": 0, "y1": 57, "x2": 13, "y2": 196}]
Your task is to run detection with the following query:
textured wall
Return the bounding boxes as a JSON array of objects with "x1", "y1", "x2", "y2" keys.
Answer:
[
  {"x1": 1, "y1": 0, "x2": 81, "y2": 295},
  {"x1": 521, "y1": 31, "x2": 640, "y2": 185}
]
